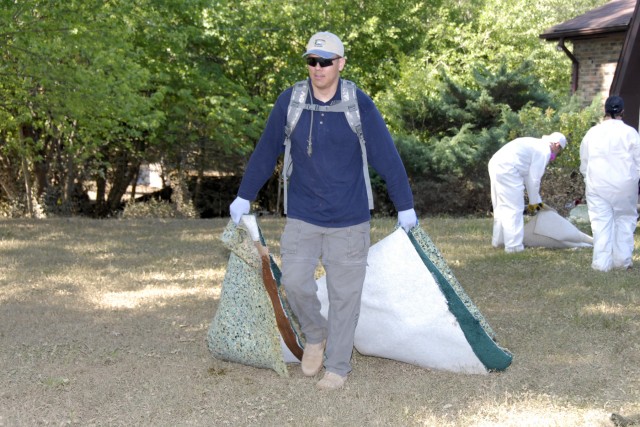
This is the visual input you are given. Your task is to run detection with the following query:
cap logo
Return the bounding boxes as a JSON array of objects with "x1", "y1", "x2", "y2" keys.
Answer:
[{"x1": 303, "y1": 32, "x2": 344, "y2": 58}]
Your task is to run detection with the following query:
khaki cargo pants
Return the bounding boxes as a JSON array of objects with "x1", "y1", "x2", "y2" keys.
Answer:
[{"x1": 280, "y1": 218, "x2": 370, "y2": 377}]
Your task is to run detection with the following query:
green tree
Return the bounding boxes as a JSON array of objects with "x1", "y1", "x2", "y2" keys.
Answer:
[
  {"x1": 0, "y1": 0, "x2": 613, "y2": 217},
  {"x1": 1, "y1": 1, "x2": 162, "y2": 216},
  {"x1": 0, "y1": 0, "x2": 262, "y2": 217}
]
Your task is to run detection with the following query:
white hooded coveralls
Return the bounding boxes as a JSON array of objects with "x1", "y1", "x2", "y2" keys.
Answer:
[
  {"x1": 488, "y1": 137, "x2": 551, "y2": 252},
  {"x1": 580, "y1": 119, "x2": 640, "y2": 271}
]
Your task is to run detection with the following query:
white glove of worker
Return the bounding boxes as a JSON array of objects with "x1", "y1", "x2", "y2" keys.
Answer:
[
  {"x1": 229, "y1": 197, "x2": 250, "y2": 225},
  {"x1": 397, "y1": 208, "x2": 418, "y2": 232}
]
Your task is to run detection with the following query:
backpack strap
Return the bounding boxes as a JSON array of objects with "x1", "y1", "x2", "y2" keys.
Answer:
[
  {"x1": 282, "y1": 79, "x2": 374, "y2": 214},
  {"x1": 282, "y1": 81, "x2": 308, "y2": 214},
  {"x1": 341, "y1": 80, "x2": 374, "y2": 210}
]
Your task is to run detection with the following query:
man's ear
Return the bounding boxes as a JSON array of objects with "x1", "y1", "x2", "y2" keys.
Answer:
[{"x1": 338, "y1": 57, "x2": 346, "y2": 72}]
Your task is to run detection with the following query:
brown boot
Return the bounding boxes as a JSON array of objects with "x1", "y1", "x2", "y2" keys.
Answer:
[
  {"x1": 301, "y1": 340, "x2": 325, "y2": 376},
  {"x1": 316, "y1": 371, "x2": 347, "y2": 390}
]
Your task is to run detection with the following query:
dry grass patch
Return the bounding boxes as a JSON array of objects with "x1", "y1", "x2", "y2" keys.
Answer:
[{"x1": 0, "y1": 216, "x2": 638, "y2": 426}]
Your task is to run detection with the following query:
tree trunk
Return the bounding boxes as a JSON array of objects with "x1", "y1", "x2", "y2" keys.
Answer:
[
  {"x1": 0, "y1": 155, "x2": 20, "y2": 202},
  {"x1": 95, "y1": 166, "x2": 107, "y2": 217},
  {"x1": 106, "y1": 151, "x2": 140, "y2": 215},
  {"x1": 130, "y1": 168, "x2": 139, "y2": 200},
  {"x1": 193, "y1": 140, "x2": 205, "y2": 215},
  {"x1": 169, "y1": 154, "x2": 196, "y2": 218},
  {"x1": 19, "y1": 126, "x2": 34, "y2": 217},
  {"x1": 21, "y1": 154, "x2": 33, "y2": 217},
  {"x1": 63, "y1": 125, "x2": 78, "y2": 213}
]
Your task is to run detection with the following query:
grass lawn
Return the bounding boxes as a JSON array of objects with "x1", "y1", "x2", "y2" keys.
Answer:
[{"x1": 0, "y1": 216, "x2": 638, "y2": 426}]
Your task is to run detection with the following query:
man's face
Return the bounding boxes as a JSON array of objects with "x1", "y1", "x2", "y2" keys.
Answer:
[
  {"x1": 306, "y1": 55, "x2": 345, "y2": 91},
  {"x1": 550, "y1": 141, "x2": 563, "y2": 160}
]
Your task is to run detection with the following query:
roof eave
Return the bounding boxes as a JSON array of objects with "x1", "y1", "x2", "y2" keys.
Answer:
[{"x1": 540, "y1": 25, "x2": 629, "y2": 41}]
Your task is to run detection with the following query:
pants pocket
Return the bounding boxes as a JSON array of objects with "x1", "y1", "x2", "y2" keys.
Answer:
[
  {"x1": 324, "y1": 222, "x2": 370, "y2": 265},
  {"x1": 280, "y1": 220, "x2": 300, "y2": 255},
  {"x1": 348, "y1": 224, "x2": 370, "y2": 260}
]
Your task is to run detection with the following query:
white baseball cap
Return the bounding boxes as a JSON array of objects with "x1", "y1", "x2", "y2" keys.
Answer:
[
  {"x1": 544, "y1": 132, "x2": 567, "y2": 149},
  {"x1": 302, "y1": 31, "x2": 344, "y2": 58}
]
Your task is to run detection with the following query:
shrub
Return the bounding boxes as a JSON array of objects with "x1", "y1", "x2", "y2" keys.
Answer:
[
  {"x1": 121, "y1": 198, "x2": 186, "y2": 219},
  {"x1": 388, "y1": 74, "x2": 603, "y2": 215}
]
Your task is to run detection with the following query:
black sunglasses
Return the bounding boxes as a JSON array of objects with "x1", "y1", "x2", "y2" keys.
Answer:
[{"x1": 306, "y1": 57, "x2": 338, "y2": 68}]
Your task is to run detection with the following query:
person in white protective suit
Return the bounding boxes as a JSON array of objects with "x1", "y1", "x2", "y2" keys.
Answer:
[
  {"x1": 580, "y1": 95, "x2": 640, "y2": 271},
  {"x1": 488, "y1": 132, "x2": 567, "y2": 253}
]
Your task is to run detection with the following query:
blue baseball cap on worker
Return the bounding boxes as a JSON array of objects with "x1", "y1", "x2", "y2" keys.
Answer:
[{"x1": 302, "y1": 32, "x2": 344, "y2": 59}]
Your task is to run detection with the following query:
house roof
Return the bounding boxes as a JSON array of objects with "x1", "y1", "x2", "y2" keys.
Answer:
[
  {"x1": 611, "y1": 0, "x2": 640, "y2": 129},
  {"x1": 540, "y1": 0, "x2": 637, "y2": 40}
]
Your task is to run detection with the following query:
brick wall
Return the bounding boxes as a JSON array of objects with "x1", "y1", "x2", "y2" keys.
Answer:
[{"x1": 572, "y1": 33, "x2": 625, "y2": 106}]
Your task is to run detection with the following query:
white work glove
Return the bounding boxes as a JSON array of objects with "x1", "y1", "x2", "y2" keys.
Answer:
[
  {"x1": 397, "y1": 208, "x2": 418, "y2": 232},
  {"x1": 229, "y1": 197, "x2": 250, "y2": 225}
]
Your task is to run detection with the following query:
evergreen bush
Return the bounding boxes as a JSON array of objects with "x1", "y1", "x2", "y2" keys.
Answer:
[{"x1": 381, "y1": 60, "x2": 603, "y2": 216}]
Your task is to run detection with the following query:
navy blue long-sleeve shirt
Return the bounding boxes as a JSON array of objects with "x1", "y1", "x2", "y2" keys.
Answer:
[{"x1": 237, "y1": 79, "x2": 414, "y2": 228}]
